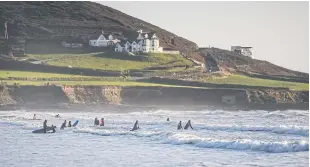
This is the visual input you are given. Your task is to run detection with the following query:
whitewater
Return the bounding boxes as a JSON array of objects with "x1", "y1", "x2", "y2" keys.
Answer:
[{"x1": 0, "y1": 109, "x2": 308, "y2": 167}]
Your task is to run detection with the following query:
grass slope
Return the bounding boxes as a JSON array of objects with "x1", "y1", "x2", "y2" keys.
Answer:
[
  {"x1": 203, "y1": 75, "x2": 309, "y2": 91},
  {"x1": 26, "y1": 52, "x2": 194, "y2": 71}
]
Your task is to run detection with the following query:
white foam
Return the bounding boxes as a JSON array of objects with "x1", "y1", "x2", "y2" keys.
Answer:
[
  {"x1": 74, "y1": 127, "x2": 309, "y2": 153},
  {"x1": 164, "y1": 133, "x2": 309, "y2": 153},
  {"x1": 196, "y1": 124, "x2": 309, "y2": 137}
]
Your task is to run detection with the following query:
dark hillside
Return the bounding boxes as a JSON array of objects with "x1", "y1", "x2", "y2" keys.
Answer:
[
  {"x1": 198, "y1": 48, "x2": 308, "y2": 81},
  {"x1": 0, "y1": 1, "x2": 197, "y2": 52}
]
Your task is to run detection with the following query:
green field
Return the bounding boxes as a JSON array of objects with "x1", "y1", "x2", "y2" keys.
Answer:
[
  {"x1": 26, "y1": 52, "x2": 194, "y2": 71},
  {"x1": 0, "y1": 70, "x2": 127, "y2": 81},
  {"x1": 203, "y1": 74, "x2": 309, "y2": 91},
  {"x1": 0, "y1": 70, "x2": 92, "y2": 78},
  {"x1": 2, "y1": 80, "x2": 208, "y2": 89},
  {"x1": 1, "y1": 71, "x2": 308, "y2": 90}
]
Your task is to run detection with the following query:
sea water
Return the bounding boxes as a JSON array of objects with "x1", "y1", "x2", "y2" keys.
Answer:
[{"x1": 0, "y1": 109, "x2": 308, "y2": 167}]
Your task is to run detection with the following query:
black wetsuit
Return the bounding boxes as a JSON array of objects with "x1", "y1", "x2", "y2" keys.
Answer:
[
  {"x1": 94, "y1": 119, "x2": 99, "y2": 126},
  {"x1": 60, "y1": 123, "x2": 65, "y2": 130},
  {"x1": 52, "y1": 125, "x2": 56, "y2": 133},
  {"x1": 184, "y1": 121, "x2": 193, "y2": 130},
  {"x1": 130, "y1": 121, "x2": 139, "y2": 131},
  {"x1": 68, "y1": 121, "x2": 72, "y2": 127},
  {"x1": 60, "y1": 121, "x2": 66, "y2": 130},
  {"x1": 177, "y1": 121, "x2": 183, "y2": 130},
  {"x1": 43, "y1": 120, "x2": 47, "y2": 133}
]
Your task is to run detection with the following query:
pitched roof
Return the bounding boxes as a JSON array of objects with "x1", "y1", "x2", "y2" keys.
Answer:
[{"x1": 118, "y1": 39, "x2": 128, "y2": 46}]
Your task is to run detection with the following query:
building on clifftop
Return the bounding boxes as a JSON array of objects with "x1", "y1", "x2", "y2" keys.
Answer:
[{"x1": 231, "y1": 46, "x2": 253, "y2": 58}]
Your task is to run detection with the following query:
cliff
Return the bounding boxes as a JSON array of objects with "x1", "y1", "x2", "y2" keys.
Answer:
[{"x1": 0, "y1": 85, "x2": 308, "y2": 111}]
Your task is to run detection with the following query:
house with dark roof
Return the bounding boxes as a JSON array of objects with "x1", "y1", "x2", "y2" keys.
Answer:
[
  {"x1": 89, "y1": 31, "x2": 120, "y2": 47},
  {"x1": 114, "y1": 29, "x2": 163, "y2": 53}
]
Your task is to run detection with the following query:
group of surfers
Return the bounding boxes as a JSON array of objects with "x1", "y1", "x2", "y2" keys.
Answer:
[
  {"x1": 35, "y1": 114, "x2": 74, "y2": 133},
  {"x1": 36, "y1": 114, "x2": 193, "y2": 133}
]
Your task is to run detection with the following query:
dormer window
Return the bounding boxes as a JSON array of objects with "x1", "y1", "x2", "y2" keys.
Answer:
[{"x1": 108, "y1": 34, "x2": 113, "y2": 40}]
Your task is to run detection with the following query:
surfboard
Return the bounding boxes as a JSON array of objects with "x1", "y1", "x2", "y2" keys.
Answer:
[
  {"x1": 32, "y1": 126, "x2": 56, "y2": 133},
  {"x1": 72, "y1": 120, "x2": 79, "y2": 127}
]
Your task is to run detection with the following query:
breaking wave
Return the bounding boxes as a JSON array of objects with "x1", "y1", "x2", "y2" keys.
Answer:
[
  {"x1": 196, "y1": 125, "x2": 309, "y2": 137},
  {"x1": 74, "y1": 127, "x2": 309, "y2": 153},
  {"x1": 164, "y1": 133, "x2": 309, "y2": 153}
]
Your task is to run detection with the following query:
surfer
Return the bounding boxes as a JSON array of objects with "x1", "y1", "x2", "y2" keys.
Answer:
[
  {"x1": 33, "y1": 114, "x2": 36, "y2": 120},
  {"x1": 130, "y1": 120, "x2": 139, "y2": 131},
  {"x1": 94, "y1": 118, "x2": 99, "y2": 126},
  {"x1": 167, "y1": 118, "x2": 170, "y2": 121},
  {"x1": 100, "y1": 118, "x2": 104, "y2": 126},
  {"x1": 68, "y1": 121, "x2": 72, "y2": 127},
  {"x1": 43, "y1": 119, "x2": 47, "y2": 133},
  {"x1": 60, "y1": 120, "x2": 67, "y2": 130},
  {"x1": 55, "y1": 114, "x2": 61, "y2": 118},
  {"x1": 51, "y1": 124, "x2": 56, "y2": 133},
  {"x1": 177, "y1": 121, "x2": 183, "y2": 130},
  {"x1": 184, "y1": 120, "x2": 193, "y2": 130}
]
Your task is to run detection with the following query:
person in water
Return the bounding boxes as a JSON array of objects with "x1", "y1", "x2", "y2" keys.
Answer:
[
  {"x1": 43, "y1": 119, "x2": 47, "y2": 133},
  {"x1": 60, "y1": 120, "x2": 67, "y2": 129},
  {"x1": 55, "y1": 114, "x2": 60, "y2": 118},
  {"x1": 94, "y1": 118, "x2": 99, "y2": 126},
  {"x1": 33, "y1": 114, "x2": 36, "y2": 120},
  {"x1": 130, "y1": 120, "x2": 139, "y2": 131},
  {"x1": 51, "y1": 124, "x2": 56, "y2": 133},
  {"x1": 167, "y1": 118, "x2": 170, "y2": 121},
  {"x1": 184, "y1": 120, "x2": 193, "y2": 130},
  {"x1": 177, "y1": 121, "x2": 183, "y2": 130},
  {"x1": 68, "y1": 121, "x2": 72, "y2": 127},
  {"x1": 100, "y1": 118, "x2": 104, "y2": 126}
]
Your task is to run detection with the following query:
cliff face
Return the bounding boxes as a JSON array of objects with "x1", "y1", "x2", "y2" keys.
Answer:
[
  {"x1": 0, "y1": 85, "x2": 308, "y2": 110},
  {"x1": 0, "y1": 1, "x2": 197, "y2": 52}
]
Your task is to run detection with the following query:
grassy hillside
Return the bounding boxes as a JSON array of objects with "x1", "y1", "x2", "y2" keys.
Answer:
[
  {"x1": 202, "y1": 75, "x2": 308, "y2": 91},
  {"x1": 25, "y1": 52, "x2": 194, "y2": 71}
]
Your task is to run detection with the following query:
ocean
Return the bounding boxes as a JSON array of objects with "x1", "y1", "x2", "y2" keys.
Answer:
[{"x1": 0, "y1": 109, "x2": 308, "y2": 167}]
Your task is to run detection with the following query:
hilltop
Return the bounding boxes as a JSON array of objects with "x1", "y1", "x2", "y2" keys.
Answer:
[{"x1": 0, "y1": 1, "x2": 197, "y2": 52}]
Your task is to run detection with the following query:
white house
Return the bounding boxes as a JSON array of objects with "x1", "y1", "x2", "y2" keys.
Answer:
[
  {"x1": 89, "y1": 31, "x2": 119, "y2": 47},
  {"x1": 231, "y1": 46, "x2": 253, "y2": 58},
  {"x1": 114, "y1": 30, "x2": 163, "y2": 53}
]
